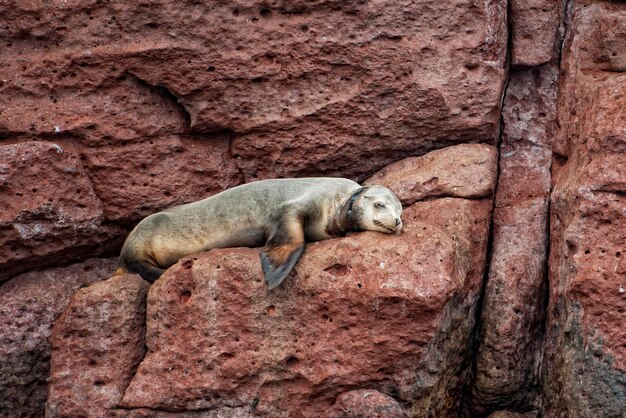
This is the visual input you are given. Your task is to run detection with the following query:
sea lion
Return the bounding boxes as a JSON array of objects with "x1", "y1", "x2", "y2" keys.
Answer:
[{"x1": 117, "y1": 177, "x2": 402, "y2": 290}]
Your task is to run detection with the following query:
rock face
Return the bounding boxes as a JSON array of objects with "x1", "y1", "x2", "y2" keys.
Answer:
[
  {"x1": 0, "y1": 258, "x2": 116, "y2": 418},
  {"x1": 0, "y1": 142, "x2": 124, "y2": 281},
  {"x1": 542, "y1": 3, "x2": 626, "y2": 417},
  {"x1": 46, "y1": 146, "x2": 495, "y2": 417},
  {"x1": 2, "y1": 0, "x2": 626, "y2": 417},
  {"x1": 0, "y1": 0, "x2": 507, "y2": 281},
  {"x1": 472, "y1": 64, "x2": 558, "y2": 413},
  {"x1": 46, "y1": 274, "x2": 149, "y2": 418},
  {"x1": 364, "y1": 144, "x2": 497, "y2": 206},
  {"x1": 509, "y1": 0, "x2": 564, "y2": 66}
]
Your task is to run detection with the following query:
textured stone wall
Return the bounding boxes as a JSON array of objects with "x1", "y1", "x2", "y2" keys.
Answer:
[{"x1": 0, "y1": 0, "x2": 624, "y2": 417}]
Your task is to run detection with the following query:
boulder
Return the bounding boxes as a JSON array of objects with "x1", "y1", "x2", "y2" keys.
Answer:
[
  {"x1": 364, "y1": 143, "x2": 497, "y2": 205},
  {"x1": 120, "y1": 199, "x2": 493, "y2": 416},
  {"x1": 46, "y1": 273, "x2": 149, "y2": 418},
  {"x1": 0, "y1": 142, "x2": 124, "y2": 281}
]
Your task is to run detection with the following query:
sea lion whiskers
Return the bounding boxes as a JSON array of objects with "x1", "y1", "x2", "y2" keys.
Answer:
[{"x1": 373, "y1": 219, "x2": 397, "y2": 233}]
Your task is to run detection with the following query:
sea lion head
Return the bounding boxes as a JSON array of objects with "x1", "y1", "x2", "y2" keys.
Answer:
[{"x1": 353, "y1": 185, "x2": 403, "y2": 234}]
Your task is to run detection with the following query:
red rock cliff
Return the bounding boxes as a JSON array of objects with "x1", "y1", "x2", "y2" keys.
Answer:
[{"x1": 0, "y1": 1, "x2": 624, "y2": 417}]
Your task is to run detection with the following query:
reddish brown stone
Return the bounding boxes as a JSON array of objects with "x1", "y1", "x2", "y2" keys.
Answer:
[
  {"x1": 322, "y1": 389, "x2": 407, "y2": 418},
  {"x1": 543, "y1": 3, "x2": 626, "y2": 417},
  {"x1": 227, "y1": 0, "x2": 507, "y2": 181},
  {"x1": 120, "y1": 215, "x2": 454, "y2": 414},
  {"x1": 405, "y1": 198, "x2": 493, "y2": 415},
  {"x1": 510, "y1": 0, "x2": 564, "y2": 66},
  {"x1": 364, "y1": 144, "x2": 497, "y2": 205},
  {"x1": 46, "y1": 274, "x2": 149, "y2": 418},
  {"x1": 0, "y1": 1, "x2": 507, "y2": 187},
  {"x1": 0, "y1": 258, "x2": 116, "y2": 418},
  {"x1": 0, "y1": 72, "x2": 187, "y2": 141},
  {"x1": 0, "y1": 142, "x2": 124, "y2": 281},
  {"x1": 117, "y1": 196, "x2": 491, "y2": 417},
  {"x1": 473, "y1": 64, "x2": 558, "y2": 413},
  {"x1": 81, "y1": 134, "x2": 242, "y2": 221}
]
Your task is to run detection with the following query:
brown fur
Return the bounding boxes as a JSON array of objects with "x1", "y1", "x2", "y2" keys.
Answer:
[{"x1": 117, "y1": 178, "x2": 402, "y2": 289}]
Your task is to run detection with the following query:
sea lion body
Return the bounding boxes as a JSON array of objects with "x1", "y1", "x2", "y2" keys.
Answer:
[{"x1": 118, "y1": 178, "x2": 402, "y2": 289}]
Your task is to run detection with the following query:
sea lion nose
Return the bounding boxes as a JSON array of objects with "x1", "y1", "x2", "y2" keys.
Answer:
[{"x1": 395, "y1": 218, "x2": 401, "y2": 226}]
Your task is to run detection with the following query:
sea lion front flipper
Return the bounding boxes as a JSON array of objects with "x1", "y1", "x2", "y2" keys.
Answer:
[
  {"x1": 260, "y1": 209, "x2": 305, "y2": 290},
  {"x1": 260, "y1": 245, "x2": 304, "y2": 290}
]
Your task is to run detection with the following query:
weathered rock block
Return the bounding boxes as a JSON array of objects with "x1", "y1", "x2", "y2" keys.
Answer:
[
  {"x1": 0, "y1": 258, "x2": 116, "y2": 418},
  {"x1": 472, "y1": 64, "x2": 558, "y2": 413},
  {"x1": 0, "y1": 0, "x2": 507, "y2": 190},
  {"x1": 543, "y1": 3, "x2": 626, "y2": 417},
  {"x1": 0, "y1": 142, "x2": 124, "y2": 281},
  {"x1": 226, "y1": 0, "x2": 507, "y2": 181},
  {"x1": 364, "y1": 143, "x2": 497, "y2": 205},
  {"x1": 120, "y1": 209, "x2": 460, "y2": 416},
  {"x1": 46, "y1": 274, "x2": 149, "y2": 418},
  {"x1": 321, "y1": 389, "x2": 406, "y2": 418},
  {"x1": 81, "y1": 134, "x2": 242, "y2": 221},
  {"x1": 116, "y1": 197, "x2": 492, "y2": 417},
  {"x1": 509, "y1": 0, "x2": 563, "y2": 66}
]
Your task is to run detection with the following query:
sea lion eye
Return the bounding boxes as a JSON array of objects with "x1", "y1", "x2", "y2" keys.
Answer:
[{"x1": 375, "y1": 202, "x2": 385, "y2": 209}]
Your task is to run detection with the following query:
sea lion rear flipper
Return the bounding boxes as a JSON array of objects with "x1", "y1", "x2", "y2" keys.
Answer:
[
  {"x1": 130, "y1": 262, "x2": 166, "y2": 283},
  {"x1": 118, "y1": 255, "x2": 165, "y2": 283},
  {"x1": 260, "y1": 209, "x2": 306, "y2": 290}
]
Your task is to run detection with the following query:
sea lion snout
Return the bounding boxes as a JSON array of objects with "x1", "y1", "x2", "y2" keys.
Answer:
[
  {"x1": 394, "y1": 218, "x2": 403, "y2": 234},
  {"x1": 356, "y1": 185, "x2": 403, "y2": 235}
]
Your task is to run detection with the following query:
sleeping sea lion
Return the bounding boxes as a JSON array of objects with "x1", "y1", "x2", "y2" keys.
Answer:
[{"x1": 117, "y1": 177, "x2": 402, "y2": 289}]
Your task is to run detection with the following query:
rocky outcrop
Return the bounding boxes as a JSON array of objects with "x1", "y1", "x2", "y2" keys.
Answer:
[
  {"x1": 0, "y1": 258, "x2": 116, "y2": 418},
  {"x1": 0, "y1": 0, "x2": 507, "y2": 280},
  {"x1": 46, "y1": 145, "x2": 496, "y2": 417},
  {"x1": 472, "y1": 63, "x2": 558, "y2": 414},
  {"x1": 364, "y1": 144, "x2": 497, "y2": 206},
  {"x1": 1, "y1": 0, "x2": 625, "y2": 417},
  {"x1": 0, "y1": 143, "x2": 124, "y2": 280},
  {"x1": 542, "y1": 3, "x2": 626, "y2": 416},
  {"x1": 0, "y1": 0, "x2": 507, "y2": 415},
  {"x1": 46, "y1": 274, "x2": 149, "y2": 418}
]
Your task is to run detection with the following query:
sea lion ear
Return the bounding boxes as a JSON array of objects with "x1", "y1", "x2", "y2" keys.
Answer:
[
  {"x1": 360, "y1": 186, "x2": 371, "y2": 198},
  {"x1": 259, "y1": 208, "x2": 306, "y2": 290}
]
